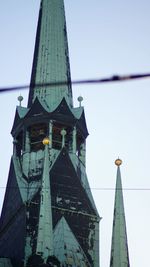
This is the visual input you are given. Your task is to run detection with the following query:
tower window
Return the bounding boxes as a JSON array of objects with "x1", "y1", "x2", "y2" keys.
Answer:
[
  {"x1": 52, "y1": 124, "x2": 62, "y2": 150},
  {"x1": 16, "y1": 131, "x2": 23, "y2": 157},
  {"x1": 52, "y1": 123, "x2": 72, "y2": 151},
  {"x1": 30, "y1": 123, "x2": 47, "y2": 151}
]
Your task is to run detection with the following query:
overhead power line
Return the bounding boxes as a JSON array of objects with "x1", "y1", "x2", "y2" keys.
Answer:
[
  {"x1": 0, "y1": 72, "x2": 150, "y2": 94},
  {"x1": 0, "y1": 186, "x2": 150, "y2": 191}
]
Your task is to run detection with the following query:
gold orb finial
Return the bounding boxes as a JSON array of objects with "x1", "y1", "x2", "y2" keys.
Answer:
[
  {"x1": 115, "y1": 158, "x2": 122, "y2": 166},
  {"x1": 42, "y1": 137, "x2": 50, "y2": 145}
]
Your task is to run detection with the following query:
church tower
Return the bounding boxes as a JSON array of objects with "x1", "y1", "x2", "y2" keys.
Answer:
[
  {"x1": 110, "y1": 159, "x2": 130, "y2": 267},
  {"x1": 0, "y1": 1, "x2": 100, "y2": 267}
]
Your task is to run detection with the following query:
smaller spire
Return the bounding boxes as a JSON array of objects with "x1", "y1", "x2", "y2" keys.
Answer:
[
  {"x1": 110, "y1": 159, "x2": 130, "y2": 267},
  {"x1": 36, "y1": 139, "x2": 53, "y2": 261}
]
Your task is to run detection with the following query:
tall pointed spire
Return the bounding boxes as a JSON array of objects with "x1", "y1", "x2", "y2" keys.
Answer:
[
  {"x1": 110, "y1": 159, "x2": 130, "y2": 267},
  {"x1": 28, "y1": 0, "x2": 73, "y2": 109},
  {"x1": 0, "y1": 1, "x2": 100, "y2": 266}
]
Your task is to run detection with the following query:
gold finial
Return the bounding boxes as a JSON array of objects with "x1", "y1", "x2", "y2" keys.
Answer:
[
  {"x1": 42, "y1": 137, "x2": 50, "y2": 145},
  {"x1": 115, "y1": 158, "x2": 122, "y2": 166}
]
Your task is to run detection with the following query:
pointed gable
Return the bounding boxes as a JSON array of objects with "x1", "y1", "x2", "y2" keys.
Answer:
[
  {"x1": 76, "y1": 109, "x2": 89, "y2": 138},
  {"x1": 51, "y1": 148, "x2": 97, "y2": 216},
  {"x1": 51, "y1": 97, "x2": 76, "y2": 125},
  {"x1": 53, "y1": 216, "x2": 91, "y2": 267},
  {"x1": 11, "y1": 106, "x2": 28, "y2": 135},
  {"x1": 0, "y1": 159, "x2": 25, "y2": 230},
  {"x1": 25, "y1": 97, "x2": 49, "y2": 118},
  {"x1": 11, "y1": 108, "x2": 21, "y2": 135},
  {"x1": 50, "y1": 148, "x2": 99, "y2": 264},
  {"x1": 52, "y1": 97, "x2": 74, "y2": 117}
]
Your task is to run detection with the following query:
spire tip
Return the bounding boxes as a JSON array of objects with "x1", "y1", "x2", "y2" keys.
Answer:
[{"x1": 115, "y1": 158, "x2": 122, "y2": 166}]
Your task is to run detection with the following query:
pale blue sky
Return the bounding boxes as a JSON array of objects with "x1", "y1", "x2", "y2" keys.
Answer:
[{"x1": 0, "y1": 1, "x2": 150, "y2": 267}]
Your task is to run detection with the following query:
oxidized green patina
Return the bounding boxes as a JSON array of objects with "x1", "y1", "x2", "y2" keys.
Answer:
[{"x1": 0, "y1": 1, "x2": 100, "y2": 266}]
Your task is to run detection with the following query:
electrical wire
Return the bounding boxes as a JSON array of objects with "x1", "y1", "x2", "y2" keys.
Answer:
[
  {"x1": 0, "y1": 186, "x2": 149, "y2": 191},
  {"x1": 0, "y1": 73, "x2": 150, "y2": 93}
]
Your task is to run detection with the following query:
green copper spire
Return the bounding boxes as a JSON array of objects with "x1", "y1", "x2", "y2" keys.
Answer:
[
  {"x1": 0, "y1": 1, "x2": 100, "y2": 266},
  {"x1": 110, "y1": 159, "x2": 130, "y2": 267},
  {"x1": 36, "y1": 139, "x2": 53, "y2": 260},
  {"x1": 28, "y1": 0, "x2": 73, "y2": 109}
]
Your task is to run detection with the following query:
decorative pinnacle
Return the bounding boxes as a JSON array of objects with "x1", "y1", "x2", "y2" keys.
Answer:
[
  {"x1": 42, "y1": 137, "x2": 50, "y2": 145},
  {"x1": 115, "y1": 158, "x2": 122, "y2": 166},
  {"x1": 17, "y1": 95, "x2": 23, "y2": 106},
  {"x1": 77, "y1": 96, "x2": 83, "y2": 107},
  {"x1": 61, "y1": 129, "x2": 67, "y2": 136}
]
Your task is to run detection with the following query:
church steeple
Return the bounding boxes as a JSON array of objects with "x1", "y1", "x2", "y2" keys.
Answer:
[
  {"x1": 0, "y1": 1, "x2": 100, "y2": 266},
  {"x1": 28, "y1": 0, "x2": 73, "y2": 109},
  {"x1": 110, "y1": 159, "x2": 130, "y2": 267}
]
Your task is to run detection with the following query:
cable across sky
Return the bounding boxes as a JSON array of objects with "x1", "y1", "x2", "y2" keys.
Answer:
[{"x1": 0, "y1": 72, "x2": 150, "y2": 93}]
